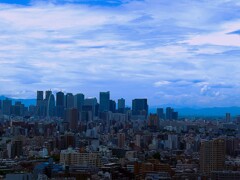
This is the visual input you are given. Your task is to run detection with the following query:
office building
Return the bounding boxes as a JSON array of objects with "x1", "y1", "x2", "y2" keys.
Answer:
[
  {"x1": 118, "y1": 98, "x2": 125, "y2": 113},
  {"x1": 2, "y1": 99, "x2": 12, "y2": 115},
  {"x1": 56, "y1": 91, "x2": 65, "y2": 118},
  {"x1": 74, "y1": 93, "x2": 85, "y2": 111},
  {"x1": 157, "y1": 108, "x2": 165, "y2": 120},
  {"x1": 84, "y1": 97, "x2": 98, "y2": 118},
  {"x1": 166, "y1": 107, "x2": 173, "y2": 120},
  {"x1": 45, "y1": 90, "x2": 52, "y2": 101},
  {"x1": 37, "y1": 91, "x2": 44, "y2": 104},
  {"x1": 132, "y1": 98, "x2": 148, "y2": 117},
  {"x1": 109, "y1": 100, "x2": 116, "y2": 113},
  {"x1": 99, "y1": 91, "x2": 110, "y2": 112},
  {"x1": 12, "y1": 101, "x2": 24, "y2": 116},
  {"x1": 65, "y1": 108, "x2": 79, "y2": 132},
  {"x1": 200, "y1": 138, "x2": 225, "y2": 176},
  {"x1": 80, "y1": 110, "x2": 92, "y2": 122},
  {"x1": 36, "y1": 91, "x2": 44, "y2": 117},
  {"x1": 47, "y1": 94, "x2": 55, "y2": 117},
  {"x1": 65, "y1": 93, "x2": 74, "y2": 109}
]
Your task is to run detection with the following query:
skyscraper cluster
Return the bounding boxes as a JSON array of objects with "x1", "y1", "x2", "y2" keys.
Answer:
[
  {"x1": 0, "y1": 90, "x2": 180, "y2": 124},
  {"x1": 34, "y1": 90, "x2": 153, "y2": 121}
]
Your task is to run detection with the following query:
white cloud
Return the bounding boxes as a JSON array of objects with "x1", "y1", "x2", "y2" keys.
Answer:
[
  {"x1": 185, "y1": 32, "x2": 240, "y2": 47},
  {"x1": 154, "y1": 81, "x2": 171, "y2": 87},
  {"x1": 0, "y1": 0, "x2": 240, "y2": 106}
]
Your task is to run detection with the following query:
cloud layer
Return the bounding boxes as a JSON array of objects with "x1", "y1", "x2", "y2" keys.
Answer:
[{"x1": 0, "y1": 0, "x2": 240, "y2": 107}]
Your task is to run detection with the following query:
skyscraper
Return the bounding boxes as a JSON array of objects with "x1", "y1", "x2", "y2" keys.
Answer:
[
  {"x1": 45, "y1": 90, "x2": 52, "y2": 101},
  {"x1": 166, "y1": 107, "x2": 173, "y2": 120},
  {"x1": 2, "y1": 99, "x2": 12, "y2": 115},
  {"x1": 12, "y1": 101, "x2": 24, "y2": 116},
  {"x1": 166, "y1": 107, "x2": 178, "y2": 120},
  {"x1": 56, "y1": 91, "x2": 65, "y2": 118},
  {"x1": 83, "y1": 97, "x2": 97, "y2": 120},
  {"x1": 47, "y1": 94, "x2": 55, "y2": 117},
  {"x1": 99, "y1": 91, "x2": 110, "y2": 112},
  {"x1": 200, "y1": 138, "x2": 225, "y2": 176},
  {"x1": 157, "y1": 108, "x2": 165, "y2": 120},
  {"x1": 65, "y1": 93, "x2": 74, "y2": 109},
  {"x1": 65, "y1": 108, "x2": 79, "y2": 132},
  {"x1": 109, "y1": 100, "x2": 116, "y2": 113},
  {"x1": 118, "y1": 98, "x2": 125, "y2": 113},
  {"x1": 132, "y1": 98, "x2": 148, "y2": 117},
  {"x1": 74, "y1": 93, "x2": 85, "y2": 111},
  {"x1": 37, "y1": 91, "x2": 44, "y2": 104},
  {"x1": 36, "y1": 91, "x2": 44, "y2": 116}
]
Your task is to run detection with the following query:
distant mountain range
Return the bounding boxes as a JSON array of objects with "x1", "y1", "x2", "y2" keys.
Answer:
[
  {"x1": 149, "y1": 107, "x2": 240, "y2": 117},
  {"x1": 1, "y1": 95, "x2": 240, "y2": 117},
  {"x1": 0, "y1": 96, "x2": 36, "y2": 107}
]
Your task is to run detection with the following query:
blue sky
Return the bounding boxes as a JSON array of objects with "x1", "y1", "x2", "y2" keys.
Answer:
[{"x1": 0, "y1": 0, "x2": 240, "y2": 107}]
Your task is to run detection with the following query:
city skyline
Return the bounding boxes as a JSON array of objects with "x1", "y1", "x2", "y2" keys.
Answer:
[{"x1": 0, "y1": 0, "x2": 240, "y2": 107}]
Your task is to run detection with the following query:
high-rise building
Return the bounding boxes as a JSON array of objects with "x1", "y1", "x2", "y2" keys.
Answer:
[
  {"x1": 74, "y1": 93, "x2": 85, "y2": 111},
  {"x1": 2, "y1": 99, "x2": 12, "y2": 115},
  {"x1": 109, "y1": 100, "x2": 116, "y2": 113},
  {"x1": 80, "y1": 110, "x2": 92, "y2": 122},
  {"x1": 12, "y1": 101, "x2": 24, "y2": 116},
  {"x1": 200, "y1": 138, "x2": 225, "y2": 176},
  {"x1": 42, "y1": 90, "x2": 52, "y2": 117},
  {"x1": 118, "y1": 98, "x2": 125, "y2": 113},
  {"x1": 65, "y1": 93, "x2": 74, "y2": 109},
  {"x1": 47, "y1": 94, "x2": 55, "y2": 117},
  {"x1": 132, "y1": 99, "x2": 148, "y2": 117},
  {"x1": 56, "y1": 91, "x2": 65, "y2": 118},
  {"x1": 37, "y1": 91, "x2": 44, "y2": 104},
  {"x1": 99, "y1": 91, "x2": 110, "y2": 112},
  {"x1": 166, "y1": 107, "x2": 178, "y2": 120},
  {"x1": 36, "y1": 91, "x2": 44, "y2": 116},
  {"x1": 65, "y1": 108, "x2": 79, "y2": 132},
  {"x1": 166, "y1": 107, "x2": 173, "y2": 120},
  {"x1": 84, "y1": 97, "x2": 98, "y2": 118},
  {"x1": 226, "y1": 113, "x2": 231, "y2": 122},
  {"x1": 157, "y1": 108, "x2": 165, "y2": 120},
  {"x1": 45, "y1": 90, "x2": 52, "y2": 101},
  {"x1": 118, "y1": 133, "x2": 125, "y2": 148}
]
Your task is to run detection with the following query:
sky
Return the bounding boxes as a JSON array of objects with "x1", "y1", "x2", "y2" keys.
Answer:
[{"x1": 0, "y1": 0, "x2": 240, "y2": 107}]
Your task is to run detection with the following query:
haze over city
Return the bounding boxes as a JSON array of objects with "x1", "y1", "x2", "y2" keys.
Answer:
[{"x1": 0, "y1": 0, "x2": 240, "y2": 107}]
